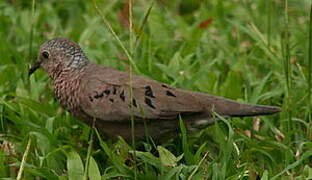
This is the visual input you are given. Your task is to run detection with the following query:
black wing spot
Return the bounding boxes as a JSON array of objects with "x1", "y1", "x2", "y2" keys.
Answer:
[
  {"x1": 145, "y1": 86, "x2": 155, "y2": 98},
  {"x1": 113, "y1": 87, "x2": 117, "y2": 94},
  {"x1": 166, "y1": 90, "x2": 176, "y2": 97},
  {"x1": 132, "y1": 99, "x2": 137, "y2": 107},
  {"x1": 145, "y1": 97, "x2": 156, "y2": 109},
  {"x1": 109, "y1": 98, "x2": 114, "y2": 102},
  {"x1": 103, "y1": 89, "x2": 111, "y2": 95},
  {"x1": 94, "y1": 92, "x2": 103, "y2": 99},
  {"x1": 89, "y1": 96, "x2": 94, "y2": 102},
  {"x1": 120, "y1": 90, "x2": 125, "y2": 102}
]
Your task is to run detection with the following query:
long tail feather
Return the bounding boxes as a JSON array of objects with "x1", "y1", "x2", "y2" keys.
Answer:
[{"x1": 203, "y1": 95, "x2": 281, "y2": 117}]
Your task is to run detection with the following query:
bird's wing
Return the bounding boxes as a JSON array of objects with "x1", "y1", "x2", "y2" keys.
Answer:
[{"x1": 79, "y1": 66, "x2": 205, "y2": 122}]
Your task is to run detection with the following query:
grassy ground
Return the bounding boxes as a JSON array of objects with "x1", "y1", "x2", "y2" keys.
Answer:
[{"x1": 0, "y1": 0, "x2": 311, "y2": 179}]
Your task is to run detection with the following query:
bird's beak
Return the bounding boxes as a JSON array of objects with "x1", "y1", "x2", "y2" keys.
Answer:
[{"x1": 28, "y1": 60, "x2": 41, "y2": 76}]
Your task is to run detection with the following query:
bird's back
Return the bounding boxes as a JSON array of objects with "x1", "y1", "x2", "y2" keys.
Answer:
[{"x1": 71, "y1": 63, "x2": 280, "y2": 140}]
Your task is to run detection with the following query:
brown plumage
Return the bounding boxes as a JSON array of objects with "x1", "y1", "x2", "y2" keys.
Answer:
[{"x1": 29, "y1": 38, "x2": 281, "y2": 140}]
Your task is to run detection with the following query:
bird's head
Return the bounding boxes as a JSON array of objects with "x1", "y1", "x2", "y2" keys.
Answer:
[{"x1": 29, "y1": 38, "x2": 89, "y2": 78}]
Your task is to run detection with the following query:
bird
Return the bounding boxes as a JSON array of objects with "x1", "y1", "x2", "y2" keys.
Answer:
[{"x1": 29, "y1": 38, "x2": 281, "y2": 140}]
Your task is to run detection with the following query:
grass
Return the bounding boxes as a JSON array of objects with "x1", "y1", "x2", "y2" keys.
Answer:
[{"x1": 0, "y1": 0, "x2": 311, "y2": 179}]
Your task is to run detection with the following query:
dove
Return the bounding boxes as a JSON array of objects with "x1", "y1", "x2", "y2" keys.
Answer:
[{"x1": 29, "y1": 38, "x2": 281, "y2": 140}]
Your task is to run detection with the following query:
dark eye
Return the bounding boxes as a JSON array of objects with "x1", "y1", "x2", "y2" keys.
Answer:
[{"x1": 42, "y1": 51, "x2": 50, "y2": 59}]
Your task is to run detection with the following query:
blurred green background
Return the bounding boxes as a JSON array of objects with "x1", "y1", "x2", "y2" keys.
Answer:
[{"x1": 0, "y1": 0, "x2": 311, "y2": 179}]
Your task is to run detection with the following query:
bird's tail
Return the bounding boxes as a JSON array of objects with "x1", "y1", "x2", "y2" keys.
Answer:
[{"x1": 202, "y1": 94, "x2": 281, "y2": 117}]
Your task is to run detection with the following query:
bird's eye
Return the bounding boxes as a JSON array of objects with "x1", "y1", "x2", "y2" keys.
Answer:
[{"x1": 42, "y1": 51, "x2": 50, "y2": 59}]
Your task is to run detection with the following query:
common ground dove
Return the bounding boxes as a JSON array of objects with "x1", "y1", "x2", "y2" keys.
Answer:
[{"x1": 29, "y1": 38, "x2": 281, "y2": 140}]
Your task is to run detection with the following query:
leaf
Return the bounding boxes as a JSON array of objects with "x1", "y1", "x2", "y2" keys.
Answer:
[
  {"x1": 95, "y1": 129, "x2": 131, "y2": 175},
  {"x1": 272, "y1": 150, "x2": 312, "y2": 179},
  {"x1": 88, "y1": 156, "x2": 101, "y2": 180},
  {"x1": 26, "y1": 168, "x2": 59, "y2": 180},
  {"x1": 67, "y1": 151, "x2": 84, "y2": 180},
  {"x1": 30, "y1": 132, "x2": 50, "y2": 155},
  {"x1": 17, "y1": 97, "x2": 54, "y2": 116},
  {"x1": 179, "y1": 117, "x2": 194, "y2": 164},
  {"x1": 260, "y1": 170, "x2": 269, "y2": 180},
  {"x1": 220, "y1": 71, "x2": 243, "y2": 99},
  {"x1": 303, "y1": 165, "x2": 312, "y2": 179},
  {"x1": 133, "y1": 150, "x2": 160, "y2": 168},
  {"x1": 249, "y1": 72, "x2": 272, "y2": 104},
  {"x1": 157, "y1": 146, "x2": 181, "y2": 168},
  {"x1": 0, "y1": 151, "x2": 7, "y2": 177},
  {"x1": 163, "y1": 165, "x2": 184, "y2": 180},
  {"x1": 45, "y1": 117, "x2": 55, "y2": 134}
]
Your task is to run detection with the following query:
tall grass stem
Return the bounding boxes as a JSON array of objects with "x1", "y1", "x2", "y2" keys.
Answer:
[
  {"x1": 128, "y1": 0, "x2": 137, "y2": 179},
  {"x1": 28, "y1": 0, "x2": 35, "y2": 62},
  {"x1": 83, "y1": 117, "x2": 96, "y2": 180},
  {"x1": 308, "y1": 3, "x2": 312, "y2": 136},
  {"x1": 16, "y1": 137, "x2": 32, "y2": 180},
  {"x1": 282, "y1": 0, "x2": 292, "y2": 139},
  {"x1": 92, "y1": 0, "x2": 140, "y2": 74}
]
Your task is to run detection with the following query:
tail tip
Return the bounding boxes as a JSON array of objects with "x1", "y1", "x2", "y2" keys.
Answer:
[{"x1": 255, "y1": 105, "x2": 281, "y2": 115}]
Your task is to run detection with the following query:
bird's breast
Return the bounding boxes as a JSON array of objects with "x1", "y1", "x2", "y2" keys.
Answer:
[{"x1": 53, "y1": 71, "x2": 82, "y2": 115}]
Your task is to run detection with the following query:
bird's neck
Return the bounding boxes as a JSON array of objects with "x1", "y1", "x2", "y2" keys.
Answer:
[
  {"x1": 66, "y1": 56, "x2": 90, "y2": 70},
  {"x1": 49, "y1": 61, "x2": 89, "y2": 81}
]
